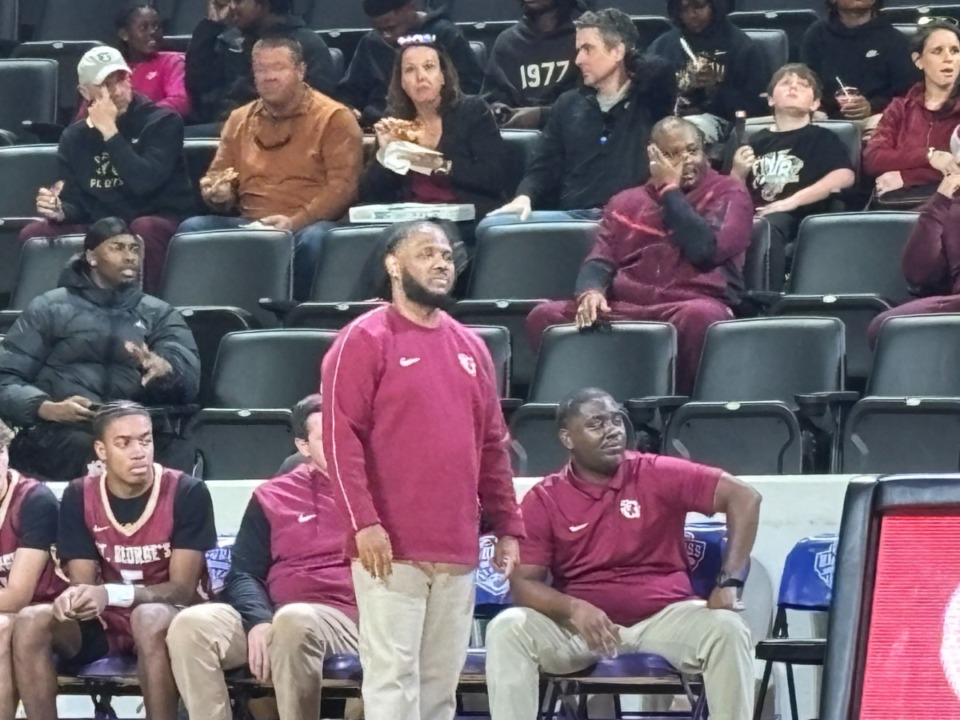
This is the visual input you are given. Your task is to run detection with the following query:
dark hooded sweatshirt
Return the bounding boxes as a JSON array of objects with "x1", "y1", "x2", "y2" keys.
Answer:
[
  {"x1": 800, "y1": 16, "x2": 918, "y2": 118},
  {"x1": 516, "y1": 57, "x2": 676, "y2": 211},
  {"x1": 335, "y1": 11, "x2": 484, "y2": 125},
  {"x1": 185, "y1": 15, "x2": 337, "y2": 124},
  {"x1": 0, "y1": 258, "x2": 200, "y2": 427},
  {"x1": 480, "y1": 12, "x2": 581, "y2": 111},
  {"x1": 646, "y1": 0, "x2": 770, "y2": 120}
]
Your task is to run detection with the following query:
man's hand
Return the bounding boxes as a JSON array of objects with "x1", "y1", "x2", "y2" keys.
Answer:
[
  {"x1": 647, "y1": 144, "x2": 682, "y2": 189},
  {"x1": 837, "y1": 94, "x2": 871, "y2": 120},
  {"x1": 875, "y1": 170, "x2": 904, "y2": 196},
  {"x1": 36, "y1": 180, "x2": 65, "y2": 221},
  {"x1": 487, "y1": 195, "x2": 533, "y2": 221},
  {"x1": 208, "y1": 0, "x2": 232, "y2": 22},
  {"x1": 938, "y1": 173, "x2": 960, "y2": 199},
  {"x1": 568, "y1": 598, "x2": 620, "y2": 656},
  {"x1": 930, "y1": 150, "x2": 960, "y2": 176},
  {"x1": 247, "y1": 622, "x2": 273, "y2": 683},
  {"x1": 575, "y1": 290, "x2": 609, "y2": 329},
  {"x1": 259, "y1": 215, "x2": 295, "y2": 232},
  {"x1": 87, "y1": 87, "x2": 119, "y2": 140},
  {"x1": 504, "y1": 107, "x2": 543, "y2": 129},
  {"x1": 38, "y1": 395, "x2": 95, "y2": 424},
  {"x1": 731, "y1": 146, "x2": 755, "y2": 182},
  {"x1": 707, "y1": 586, "x2": 745, "y2": 611},
  {"x1": 400, "y1": 151, "x2": 446, "y2": 172},
  {"x1": 125, "y1": 341, "x2": 173, "y2": 386},
  {"x1": 492, "y1": 536, "x2": 520, "y2": 577},
  {"x1": 199, "y1": 168, "x2": 239, "y2": 208},
  {"x1": 53, "y1": 584, "x2": 107, "y2": 621},
  {"x1": 356, "y1": 524, "x2": 393, "y2": 580},
  {"x1": 756, "y1": 195, "x2": 799, "y2": 217}
]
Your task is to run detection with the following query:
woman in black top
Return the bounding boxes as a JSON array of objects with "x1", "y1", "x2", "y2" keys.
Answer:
[{"x1": 358, "y1": 35, "x2": 509, "y2": 224}]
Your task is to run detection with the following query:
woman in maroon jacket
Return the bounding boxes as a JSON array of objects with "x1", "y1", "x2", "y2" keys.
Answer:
[
  {"x1": 869, "y1": 172, "x2": 960, "y2": 345},
  {"x1": 864, "y1": 21, "x2": 960, "y2": 201}
]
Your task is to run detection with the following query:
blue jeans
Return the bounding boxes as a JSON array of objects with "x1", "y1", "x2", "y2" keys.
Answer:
[{"x1": 176, "y1": 215, "x2": 336, "y2": 301}]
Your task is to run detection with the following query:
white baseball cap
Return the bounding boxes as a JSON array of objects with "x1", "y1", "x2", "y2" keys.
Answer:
[{"x1": 77, "y1": 46, "x2": 131, "y2": 87}]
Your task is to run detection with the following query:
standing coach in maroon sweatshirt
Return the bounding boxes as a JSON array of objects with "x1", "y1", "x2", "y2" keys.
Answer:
[{"x1": 321, "y1": 220, "x2": 525, "y2": 720}]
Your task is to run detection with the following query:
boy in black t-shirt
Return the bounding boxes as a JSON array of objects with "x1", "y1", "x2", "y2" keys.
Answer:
[{"x1": 731, "y1": 63, "x2": 855, "y2": 289}]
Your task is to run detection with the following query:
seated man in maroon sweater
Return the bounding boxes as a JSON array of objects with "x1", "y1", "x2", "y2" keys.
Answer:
[
  {"x1": 485, "y1": 388, "x2": 762, "y2": 720},
  {"x1": 0, "y1": 419, "x2": 66, "y2": 720},
  {"x1": 12, "y1": 401, "x2": 216, "y2": 720},
  {"x1": 526, "y1": 115, "x2": 754, "y2": 393},
  {"x1": 868, "y1": 171, "x2": 960, "y2": 345},
  {"x1": 166, "y1": 393, "x2": 360, "y2": 720}
]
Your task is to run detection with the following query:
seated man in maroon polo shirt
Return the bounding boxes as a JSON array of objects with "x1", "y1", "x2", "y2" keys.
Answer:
[
  {"x1": 0, "y1": 419, "x2": 66, "y2": 720},
  {"x1": 12, "y1": 401, "x2": 216, "y2": 720},
  {"x1": 485, "y1": 388, "x2": 762, "y2": 720},
  {"x1": 166, "y1": 393, "x2": 360, "y2": 720},
  {"x1": 525, "y1": 116, "x2": 754, "y2": 393}
]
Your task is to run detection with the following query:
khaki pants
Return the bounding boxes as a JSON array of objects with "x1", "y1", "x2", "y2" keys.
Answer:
[
  {"x1": 351, "y1": 561, "x2": 475, "y2": 720},
  {"x1": 485, "y1": 599, "x2": 754, "y2": 720},
  {"x1": 166, "y1": 602, "x2": 359, "y2": 720}
]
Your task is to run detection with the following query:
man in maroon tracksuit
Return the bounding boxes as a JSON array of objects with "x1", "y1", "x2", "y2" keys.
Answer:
[
  {"x1": 868, "y1": 172, "x2": 960, "y2": 345},
  {"x1": 166, "y1": 393, "x2": 360, "y2": 720},
  {"x1": 12, "y1": 401, "x2": 216, "y2": 720},
  {"x1": 526, "y1": 115, "x2": 755, "y2": 393},
  {"x1": 0, "y1": 420, "x2": 65, "y2": 720},
  {"x1": 321, "y1": 220, "x2": 525, "y2": 720}
]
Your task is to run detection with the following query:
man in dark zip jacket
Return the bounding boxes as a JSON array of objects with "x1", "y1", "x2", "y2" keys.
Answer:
[{"x1": 0, "y1": 218, "x2": 200, "y2": 482}]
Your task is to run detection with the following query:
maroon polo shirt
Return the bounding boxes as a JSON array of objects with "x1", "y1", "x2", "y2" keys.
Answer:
[{"x1": 519, "y1": 451, "x2": 722, "y2": 626}]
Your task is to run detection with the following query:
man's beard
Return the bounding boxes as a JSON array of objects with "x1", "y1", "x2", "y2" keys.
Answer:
[{"x1": 401, "y1": 268, "x2": 455, "y2": 311}]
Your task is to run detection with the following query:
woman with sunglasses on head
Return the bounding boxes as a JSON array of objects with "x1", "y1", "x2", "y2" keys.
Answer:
[
  {"x1": 864, "y1": 20, "x2": 960, "y2": 203},
  {"x1": 358, "y1": 34, "x2": 508, "y2": 240},
  {"x1": 800, "y1": 0, "x2": 917, "y2": 123}
]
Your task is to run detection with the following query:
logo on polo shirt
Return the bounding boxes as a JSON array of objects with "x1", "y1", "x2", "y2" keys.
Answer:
[
  {"x1": 458, "y1": 353, "x2": 477, "y2": 377},
  {"x1": 865, "y1": 49, "x2": 879, "y2": 58},
  {"x1": 684, "y1": 531, "x2": 706, "y2": 570},
  {"x1": 620, "y1": 499, "x2": 641, "y2": 519}
]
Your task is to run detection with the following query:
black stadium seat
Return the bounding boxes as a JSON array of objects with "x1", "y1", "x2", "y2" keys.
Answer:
[
  {"x1": 0, "y1": 235, "x2": 84, "y2": 332},
  {"x1": 168, "y1": 0, "x2": 207, "y2": 36},
  {"x1": 32, "y1": 0, "x2": 124, "y2": 43},
  {"x1": 654, "y1": 317, "x2": 850, "y2": 475},
  {"x1": 771, "y1": 211, "x2": 917, "y2": 385},
  {"x1": 468, "y1": 324, "x2": 512, "y2": 398},
  {"x1": 501, "y1": 129, "x2": 540, "y2": 196},
  {"x1": 329, "y1": 46, "x2": 345, "y2": 83},
  {"x1": 182, "y1": 137, "x2": 218, "y2": 212},
  {"x1": 882, "y1": 3, "x2": 960, "y2": 24},
  {"x1": 597, "y1": 0, "x2": 670, "y2": 18},
  {"x1": 452, "y1": 220, "x2": 598, "y2": 390},
  {"x1": 743, "y1": 27, "x2": 789, "y2": 72},
  {"x1": 180, "y1": 306, "x2": 259, "y2": 408},
  {"x1": 744, "y1": 218, "x2": 774, "y2": 293},
  {"x1": 0, "y1": 59, "x2": 59, "y2": 142},
  {"x1": 842, "y1": 314, "x2": 960, "y2": 474},
  {"x1": 11, "y1": 41, "x2": 103, "y2": 122},
  {"x1": 308, "y1": 0, "x2": 371, "y2": 30},
  {"x1": 729, "y1": 10, "x2": 818, "y2": 61},
  {"x1": 450, "y1": 0, "x2": 521, "y2": 22}
]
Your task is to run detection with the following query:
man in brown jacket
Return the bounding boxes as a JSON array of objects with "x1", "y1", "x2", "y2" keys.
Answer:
[{"x1": 179, "y1": 35, "x2": 363, "y2": 300}]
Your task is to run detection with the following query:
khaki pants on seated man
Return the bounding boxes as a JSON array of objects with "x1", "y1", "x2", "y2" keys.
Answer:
[
  {"x1": 166, "y1": 602, "x2": 360, "y2": 720},
  {"x1": 485, "y1": 599, "x2": 754, "y2": 720}
]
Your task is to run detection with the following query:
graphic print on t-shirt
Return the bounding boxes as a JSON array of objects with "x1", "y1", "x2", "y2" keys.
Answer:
[
  {"x1": 752, "y1": 149, "x2": 804, "y2": 203},
  {"x1": 91, "y1": 152, "x2": 123, "y2": 190}
]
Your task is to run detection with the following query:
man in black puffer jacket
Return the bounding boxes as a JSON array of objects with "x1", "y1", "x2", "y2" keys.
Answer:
[{"x1": 0, "y1": 218, "x2": 200, "y2": 481}]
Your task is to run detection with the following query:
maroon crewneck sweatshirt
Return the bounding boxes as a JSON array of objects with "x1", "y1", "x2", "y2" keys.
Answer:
[{"x1": 321, "y1": 305, "x2": 525, "y2": 565}]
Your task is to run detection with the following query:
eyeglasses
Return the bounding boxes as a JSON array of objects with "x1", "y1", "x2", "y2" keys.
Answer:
[
  {"x1": 917, "y1": 15, "x2": 960, "y2": 27},
  {"x1": 397, "y1": 33, "x2": 437, "y2": 47}
]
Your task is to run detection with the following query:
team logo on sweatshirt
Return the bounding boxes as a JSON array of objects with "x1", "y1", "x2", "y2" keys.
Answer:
[
  {"x1": 458, "y1": 353, "x2": 477, "y2": 377},
  {"x1": 620, "y1": 499, "x2": 641, "y2": 519}
]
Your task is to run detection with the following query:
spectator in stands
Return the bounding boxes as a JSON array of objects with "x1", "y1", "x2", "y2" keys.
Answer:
[
  {"x1": 114, "y1": 2, "x2": 191, "y2": 116},
  {"x1": 336, "y1": 0, "x2": 484, "y2": 126},
  {"x1": 0, "y1": 218, "x2": 201, "y2": 482},
  {"x1": 179, "y1": 36, "x2": 363, "y2": 301},
  {"x1": 321, "y1": 220, "x2": 523, "y2": 720},
  {"x1": 20, "y1": 47, "x2": 193, "y2": 295},
  {"x1": 647, "y1": 0, "x2": 770, "y2": 143},
  {"x1": 167, "y1": 394, "x2": 359, "y2": 720},
  {"x1": 487, "y1": 8, "x2": 675, "y2": 223},
  {"x1": 527, "y1": 116, "x2": 754, "y2": 394},
  {"x1": 868, "y1": 169, "x2": 960, "y2": 344},
  {"x1": 730, "y1": 64, "x2": 855, "y2": 288},
  {"x1": 13, "y1": 402, "x2": 216, "y2": 720},
  {"x1": 485, "y1": 388, "x2": 761, "y2": 720},
  {"x1": 359, "y1": 36, "x2": 508, "y2": 226},
  {"x1": 481, "y1": 0, "x2": 586, "y2": 129},
  {"x1": 800, "y1": 0, "x2": 916, "y2": 123},
  {"x1": 0, "y1": 420, "x2": 65, "y2": 720},
  {"x1": 864, "y1": 22, "x2": 960, "y2": 203},
  {"x1": 185, "y1": 0, "x2": 337, "y2": 132}
]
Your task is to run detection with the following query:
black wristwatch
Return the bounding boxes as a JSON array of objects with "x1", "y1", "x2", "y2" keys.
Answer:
[{"x1": 716, "y1": 573, "x2": 745, "y2": 589}]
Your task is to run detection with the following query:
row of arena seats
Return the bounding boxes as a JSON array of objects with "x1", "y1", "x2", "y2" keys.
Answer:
[{"x1": 54, "y1": 526, "x2": 730, "y2": 719}]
